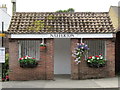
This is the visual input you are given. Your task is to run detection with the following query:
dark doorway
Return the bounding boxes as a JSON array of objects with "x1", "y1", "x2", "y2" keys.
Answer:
[{"x1": 115, "y1": 31, "x2": 120, "y2": 74}]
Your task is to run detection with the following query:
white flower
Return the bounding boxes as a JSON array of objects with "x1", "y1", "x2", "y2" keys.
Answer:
[
  {"x1": 72, "y1": 54, "x2": 76, "y2": 57},
  {"x1": 76, "y1": 61, "x2": 81, "y2": 64},
  {"x1": 76, "y1": 58, "x2": 79, "y2": 61},
  {"x1": 25, "y1": 56, "x2": 27, "y2": 59},
  {"x1": 77, "y1": 43, "x2": 79, "y2": 45},
  {"x1": 87, "y1": 60, "x2": 90, "y2": 62},
  {"x1": 97, "y1": 58, "x2": 99, "y2": 60},
  {"x1": 100, "y1": 57, "x2": 103, "y2": 59},
  {"x1": 92, "y1": 56, "x2": 95, "y2": 59},
  {"x1": 75, "y1": 59, "x2": 78, "y2": 62},
  {"x1": 76, "y1": 52, "x2": 79, "y2": 55}
]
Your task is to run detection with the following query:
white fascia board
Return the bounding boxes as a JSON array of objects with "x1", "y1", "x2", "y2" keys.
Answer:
[{"x1": 11, "y1": 34, "x2": 113, "y2": 38}]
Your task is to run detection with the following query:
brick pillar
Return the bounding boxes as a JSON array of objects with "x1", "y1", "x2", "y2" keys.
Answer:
[
  {"x1": 46, "y1": 39, "x2": 54, "y2": 80},
  {"x1": 40, "y1": 39, "x2": 54, "y2": 80},
  {"x1": 106, "y1": 39, "x2": 115, "y2": 77},
  {"x1": 40, "y1": 42, "x2": 46, "y2": 80},
  {"x1": 9, "y1": 40, "x2": 19, "y2": 80},
  {"x1": 71, "y1": 39, "x2": 79, "y2": 79}
]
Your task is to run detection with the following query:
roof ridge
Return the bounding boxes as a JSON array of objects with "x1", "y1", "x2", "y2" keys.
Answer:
[{"x1": 14, "y1": 12, "x2": 109, "y2": 14}]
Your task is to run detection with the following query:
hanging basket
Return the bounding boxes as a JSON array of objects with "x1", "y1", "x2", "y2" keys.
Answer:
[
  {"x1": 40, "y1": 46, "x2": 46, "y2": 50},
  {"x1": 40, "y1": 43, "x2": 46, "y2": 51}
]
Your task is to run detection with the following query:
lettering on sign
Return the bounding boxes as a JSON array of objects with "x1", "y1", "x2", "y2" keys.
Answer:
[
  {"x1": 50, "y1": 34, "x2": 74, "y2": 38},
  {"x1": 0, "y1": 48, "x2": 5, "y2": 63}
]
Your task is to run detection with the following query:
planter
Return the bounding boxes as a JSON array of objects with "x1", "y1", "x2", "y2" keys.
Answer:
[
  {"x1": 40, "y1": 46, "x2": 46, "y2": 49},
  {"x1": 20, "y1": 62, "x2": 38, "y2": 68},
  {"x1": 87, "y1": 62, "x2": 106, "y2": 68}
]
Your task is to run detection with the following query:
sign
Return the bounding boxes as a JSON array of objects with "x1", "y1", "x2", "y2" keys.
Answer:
[
  {"x1": 0, "y1": 47, "x2": 5, "y2": 63},
  {"x1": 11, "y1": 34, "x2": 113, "y2": 39},
  {"x1": 50, "y1": 34, "x2": 74, "y2": 38},
  {"x1": 0, "y1": 33, "x2": 5, "y2": 37}
]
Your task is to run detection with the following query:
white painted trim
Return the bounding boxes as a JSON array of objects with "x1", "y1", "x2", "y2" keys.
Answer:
[{"x1": 11, "y1": 34, "x2": 113, "y2": 38}]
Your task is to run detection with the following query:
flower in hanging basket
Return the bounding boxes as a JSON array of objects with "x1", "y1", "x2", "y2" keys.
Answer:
[
  {"x1": 18, "y1": 55, "x2": 38, "y2": 68},
  {"x1": 40, "y1": 43, "x2": 46, "y2": 49},
  {"x1": 86, "y1": 54, "x2": 106, "y2": 68},
  {"x1": 72, "y1": 43, "x2": 89, "y2": 64}
]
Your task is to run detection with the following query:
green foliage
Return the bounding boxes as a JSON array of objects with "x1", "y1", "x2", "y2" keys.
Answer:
[
  {"x1": 19, "y1": 59, "x2": 36, "y2": 64},
  {"x1": 56, "y1": 8, "x2": 75, "y2": 12},
  {"x1": 19, "y1": 56, "x2": 37, "y2": 65},
  {"x1": 67, "y1": 8, "x2": 75, "y2": 12},
  {"x1": 2, "y1": 53, "x2": 9, "y2": 78},
  {"x1": 27, "y1": 15, "x2": 55, "y2": 32}
]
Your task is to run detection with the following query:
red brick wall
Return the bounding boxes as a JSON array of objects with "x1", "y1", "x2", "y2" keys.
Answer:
[
  {"x1": 9, "y1": 39, "x2": 54, "y2": 80},
  {"x1": 71, "y1": 39, "x2": 115, "y2": 79},
  {"x1": 9, "y1": 38, "x2": 115, "y2": 80},
  {"x1": 71, "y1": 39, "x2": 79, "y2": 79}
]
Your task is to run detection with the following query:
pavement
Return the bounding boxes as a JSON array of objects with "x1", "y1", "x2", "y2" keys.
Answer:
[{"x1": 1, "y1": 76, "x2": 119, "y2": 89}]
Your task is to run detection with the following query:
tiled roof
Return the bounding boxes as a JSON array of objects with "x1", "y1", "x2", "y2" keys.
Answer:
[{"x1": 8, "y1": 12, "x2": 116, "y2": 34}]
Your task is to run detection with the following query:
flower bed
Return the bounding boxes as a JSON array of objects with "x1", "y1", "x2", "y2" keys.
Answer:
[
  {"x1": 86, "y1": 54, "x2": 106, "y2": 68},
  {"x1": 18, "y1": 56, "x2": 38, "y2": 68}
]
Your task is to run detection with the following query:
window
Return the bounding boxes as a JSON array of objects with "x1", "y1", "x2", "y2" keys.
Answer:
[
  {"x1": 19, "y1": 40, "x2": 40, "y2": 60},
  {"x1": 84, "y1": 40, "x2": 106, "y2": 58}
]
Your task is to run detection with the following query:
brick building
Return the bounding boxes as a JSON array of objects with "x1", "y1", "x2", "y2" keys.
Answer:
[
  {"x1": 109, "y1": 6, "x2": 120, "y2": 74},
  {"x1": 7, "y1": 12, "x2": 117, "y2": 81}
]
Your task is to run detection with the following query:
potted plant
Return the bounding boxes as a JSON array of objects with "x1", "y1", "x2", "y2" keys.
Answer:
[
  {"x1": 40, "y1": 43, "x2": 46, "y2": 50},
  {"x1": 18, "y1": 56, "x2": 38, "y2": 68},
  {"x1": 86, "y1": 54, "x2": 106, "y2": 68}
]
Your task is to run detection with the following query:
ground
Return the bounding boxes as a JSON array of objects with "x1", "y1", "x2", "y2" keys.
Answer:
[{"x1": 1, "y1": 76, "x2": 119, "y2": 89}]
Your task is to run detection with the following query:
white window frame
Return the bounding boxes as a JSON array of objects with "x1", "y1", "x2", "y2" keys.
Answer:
[{"x1": 18, "y1": 40, "x2": 40, "y2": 60}]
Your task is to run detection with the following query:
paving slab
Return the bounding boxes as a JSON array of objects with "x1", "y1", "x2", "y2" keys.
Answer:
[{"x1": 1, "y1": 77, "x2": 119, "y2": 89}]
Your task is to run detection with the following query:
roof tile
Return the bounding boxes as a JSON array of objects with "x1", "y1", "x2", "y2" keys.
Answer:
[{"x1": 8, "y1": 12, "x2": 116, "y2": 34}]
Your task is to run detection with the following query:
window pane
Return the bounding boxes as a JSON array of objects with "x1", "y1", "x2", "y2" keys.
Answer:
[
  {"x1": 19, "y1": 40, "x2": 40, "y2": 60},
  {"x1": 84, "y1": 40, "x2": 106, "y2": 58}
]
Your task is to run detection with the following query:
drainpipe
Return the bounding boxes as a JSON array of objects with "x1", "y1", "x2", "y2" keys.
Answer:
[
  {"x1": 1, "y1": 22, "x2": 4, "y2": 81},
  {"x1": 2, "y1": 22, "x2": 4, "y2": 47},
  {"x1": 11, "y1": 0, "x2": 16, "y2": 15}
]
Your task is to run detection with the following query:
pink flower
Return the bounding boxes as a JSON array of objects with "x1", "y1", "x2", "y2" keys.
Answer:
[
  {"x1": 32, "y1": 58, "x2": 36, "y2": 59},
  {"x1": 88, "y1": 56, "x2": 92, "y2": 59},
  {"x1": 19, "y1": 58, "x2": 22, "y2": 60}
]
